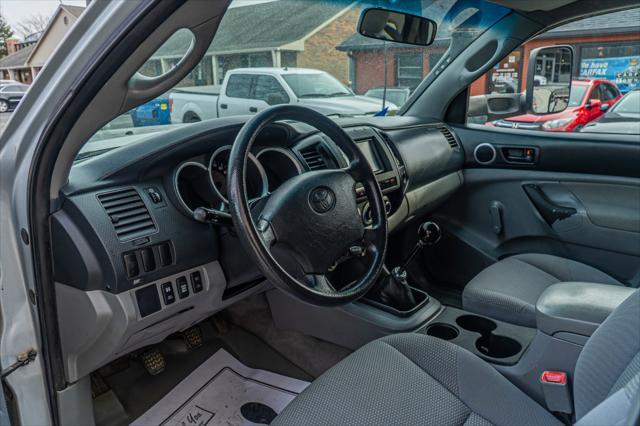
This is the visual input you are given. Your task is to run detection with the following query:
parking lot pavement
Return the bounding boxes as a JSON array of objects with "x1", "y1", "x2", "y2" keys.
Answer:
[{"x1": 0, "y1": 112, "x2": 12, "y2": 136}]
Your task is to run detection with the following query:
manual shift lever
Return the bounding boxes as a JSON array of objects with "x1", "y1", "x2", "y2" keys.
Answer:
[
  {"x1": 397, "y1": 221, "x2": 442, "y2": 274},
  {"x1": 369, "y1": 221, "x2": 441, "y2": 311}
]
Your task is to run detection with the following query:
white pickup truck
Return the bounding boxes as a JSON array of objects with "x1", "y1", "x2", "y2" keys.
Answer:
[{"x1": 169, "y1": 67, "x2": 394, "y2": 123}]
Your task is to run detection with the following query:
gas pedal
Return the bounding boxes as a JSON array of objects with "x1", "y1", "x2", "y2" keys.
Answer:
[
  {"x1": 140, "y1": 348, "x2": 165, "y2": 376},
  {"x1": 182, "y1": 326, "x2": 203, "y2": 350}
]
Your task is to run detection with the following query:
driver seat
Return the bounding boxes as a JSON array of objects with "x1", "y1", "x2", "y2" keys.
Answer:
[{"x1": 274, "y1": 290, "x2": 639, "y2": 425}]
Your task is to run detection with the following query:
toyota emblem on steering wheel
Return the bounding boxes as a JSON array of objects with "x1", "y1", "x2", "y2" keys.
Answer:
[{"x1": 309, "y1": 187, "x2": 336, "y2": 213}]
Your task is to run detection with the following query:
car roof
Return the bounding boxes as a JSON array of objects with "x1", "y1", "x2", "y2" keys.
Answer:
[{"x1": 228, "y1": 67, "x2": 327, "y2": 75}]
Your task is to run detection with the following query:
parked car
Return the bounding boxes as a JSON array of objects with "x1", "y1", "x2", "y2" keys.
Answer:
[
  {"x1": 364, "y1": 87, "x2": 412, "y2": 106},
  {"x1": 0, "y1": 83, "x2": 29, "y2": 112},
  {"x1": 491, "y1": 79, "x2": 622, "y2": 131},
  {"x1": 581, "y1": 88, "x2": 640, "y2": 134},
  {"x1": 169, "y1": 68, "x2": 394, "y2": 123},
  {"x1": 129, "y1": 97, "x2": 171, "y2": 126}
]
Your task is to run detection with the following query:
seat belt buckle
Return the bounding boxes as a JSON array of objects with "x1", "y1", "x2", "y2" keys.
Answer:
[{"x1": 540, "y1": 371, "x2": 573, "y2": 414}]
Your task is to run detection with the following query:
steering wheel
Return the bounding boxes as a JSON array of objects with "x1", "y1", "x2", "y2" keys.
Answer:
[{"x1": 228, "y1": 105, "x2": 387, "y2": 306}]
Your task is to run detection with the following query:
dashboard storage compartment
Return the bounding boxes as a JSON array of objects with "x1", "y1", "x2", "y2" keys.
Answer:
[{"x1": 421, "y1": 308, "x2": 535, "y2": 365}]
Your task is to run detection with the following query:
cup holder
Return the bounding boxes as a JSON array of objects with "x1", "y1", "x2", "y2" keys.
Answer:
[
  {"x1": 456, "y1": 315, "x2": 497, "y2": 334},
  {"x1": 456, "y1": 314, "x2": 521, "y2": 359},
  {"x1": 426, "y1": 323, "x2": 459, "y2": 341},
  {"x1": 476, "y1": 334, "x2": 522, "y2": 358}
]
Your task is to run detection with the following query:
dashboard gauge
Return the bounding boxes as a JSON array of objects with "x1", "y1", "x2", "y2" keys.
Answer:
[
  {"x1": 256, "y1": 147, "x2": 303, "y2": 191},
  {"x1": 209, "y1": 157, "x2": 228, "y2": 199},
  {"x1": 208, "y1": 145, "x2": 268, "y2": 203}
]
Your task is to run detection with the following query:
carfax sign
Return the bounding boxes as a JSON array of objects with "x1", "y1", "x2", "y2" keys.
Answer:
[{"x1": 580, "y1": 56, "x2": 640, "y2": 93}]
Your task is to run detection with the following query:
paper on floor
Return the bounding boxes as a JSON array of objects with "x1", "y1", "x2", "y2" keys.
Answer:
[{"x1": 131, "y1": 349, "x2": 309, "y2": 426}]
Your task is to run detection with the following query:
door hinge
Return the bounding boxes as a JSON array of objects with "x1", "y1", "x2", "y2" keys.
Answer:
[{"x1": 1, "y1": 349, "x2": 37, "y2": 379}]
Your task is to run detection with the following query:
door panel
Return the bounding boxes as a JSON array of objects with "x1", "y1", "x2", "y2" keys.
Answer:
[{"x1": 424, "y1": 126, "x2": 640, "y2": 290}]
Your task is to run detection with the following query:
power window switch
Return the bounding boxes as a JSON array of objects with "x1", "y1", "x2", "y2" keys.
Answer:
[
  {"x1": 161, "y1": 282, "x2": 175, "y2": 305},
  {"x1": 191, "y1": 271, "x2": 203, "y2": 293},
  {"x1": 176, "y1": 276, "x2": 189, "y2": 299}
]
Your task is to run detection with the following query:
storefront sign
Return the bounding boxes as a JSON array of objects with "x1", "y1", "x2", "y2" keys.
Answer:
[{"x1": 580, "y1": 56, "x2": 640, "y2": 93}]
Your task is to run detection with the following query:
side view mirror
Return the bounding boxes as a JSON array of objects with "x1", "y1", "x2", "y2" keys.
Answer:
[
  {"x1": 525, "y1": 46, "x2": 574, "y2": 115},
  {"x1": 600, "y1": 103, "x2": 611, "y2": 112},
  {"x1": 358, "y1": 8, "x2": 437, "y2": 47}
]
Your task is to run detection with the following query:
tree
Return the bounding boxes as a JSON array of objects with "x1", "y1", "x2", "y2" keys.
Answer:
[
  {"x1": 0, "y1": 15, "x2": 14, "y2": 59},
  {"x1": 15, "y1": 13, "x2": 50, "y2": 40}
]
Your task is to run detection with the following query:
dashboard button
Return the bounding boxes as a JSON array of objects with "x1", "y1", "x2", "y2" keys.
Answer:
[
  {"x1": 140, "y1": 247, "x2": 156, "y2": 272},
  {"x1": 191, "y1": 271, "x2": 203, "y2": 293},
  {"x1": 123, "y1": 252, "x2": 139, "y2": 278},
  {"x1": 158, "y1": 242, "x2": 173, "y2": 267},
  {"x1": 176, "y1": 276, "x2": 189, "y2": 299},
  {"x1": 161, "y1": 282, "x2": 175, "y2": 305}
]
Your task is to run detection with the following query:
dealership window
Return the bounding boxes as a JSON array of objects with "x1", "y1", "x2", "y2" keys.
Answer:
[
  {"x1": 465, "y1": 7, "x2": 640, "y2": 135},
  {"x1": 487, "y1": 49, "x2": 523, "y2": 93},
  {"x1": 395, "y1": 53, "x2": 423, "y2": 90},
  {"x1": 579, "y1": 43, "x2": 640, "y2": 93}
]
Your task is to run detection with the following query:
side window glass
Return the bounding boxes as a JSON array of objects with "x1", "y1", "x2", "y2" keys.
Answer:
[
  {"x1": 226, "y1": 74, "x2": 253, "y2": 98},
  {"x1": 253, "y1": 76, "x2": 289, "y2": 105},
  {"x1": 466, "y1": 7, "x2": 640, "y2": 135}
]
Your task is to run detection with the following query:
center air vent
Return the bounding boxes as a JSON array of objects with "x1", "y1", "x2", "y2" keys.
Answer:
[
  {"x1": 299, "y1": 144, "x2": 327, "y2": 170},
  {"x1": 439, "y1": 126, "x2": 459, "y2": 149},
  {"x1": 97, "y1": 188, "x2": 157, "y2": 241}
]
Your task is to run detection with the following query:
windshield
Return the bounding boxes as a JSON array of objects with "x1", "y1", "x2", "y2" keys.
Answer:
[
  {"x1": 611, "y1": 91, "x2": 640, "y2": 117},
  {"x1": 568, "y1": 84, "x2": 588, "y2": 107},
  {"x1": 79, "y1": 0, "x2": 509, "y2": 162},
  {"x1": 283, "y1": 73, "x2": 351, "y2": 98}
]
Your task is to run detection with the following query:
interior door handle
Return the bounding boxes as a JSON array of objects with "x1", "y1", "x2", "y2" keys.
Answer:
[
  {"x1": 249, "y1": 107, "x2": 258, "y2": 113},
  {"x1": 523, "y1": 184, "x2": 577, "y2": 225}
]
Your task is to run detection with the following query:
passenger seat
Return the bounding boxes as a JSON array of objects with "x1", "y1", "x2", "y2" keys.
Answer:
[{"x1": 462, "y1": 253, "x2": 624, "y2": 327}]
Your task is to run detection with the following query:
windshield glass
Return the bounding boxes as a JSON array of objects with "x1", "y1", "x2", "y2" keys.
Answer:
[
  {"x1": 568, "y1": 84, "x2": 588, "y2": 107},
  {"x1": 79, "y1": 0, "x2": 509, "y2": 162},
  {"x1": 283, "y1": 73, "x2": 351, "y2": 98},
  {"x1": 611, "y1": 90, "x2": 640, "y2": 117}
]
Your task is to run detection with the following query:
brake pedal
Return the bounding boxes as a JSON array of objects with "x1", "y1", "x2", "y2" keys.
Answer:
[
  {"x1": 182, "y1": 326, "x2": 203, "y2": 350},
  {"x1": 140, "y1": 348, "x2": 165, "y2": 376}
]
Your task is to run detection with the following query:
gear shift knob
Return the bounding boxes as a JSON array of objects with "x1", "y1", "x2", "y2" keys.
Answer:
[{"x1": 418, "y1": 221, "x2": 441, "y2": 246}]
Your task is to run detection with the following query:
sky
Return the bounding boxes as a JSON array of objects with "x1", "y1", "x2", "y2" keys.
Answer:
[
  {"x1": 0, "y1": 0, "x2": 87, "y2": 30},
  {"x1": 0, "y1": 0, "x2": 276, "y2": 37}
]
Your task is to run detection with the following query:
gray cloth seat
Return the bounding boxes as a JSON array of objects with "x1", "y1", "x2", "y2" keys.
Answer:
[
  {"x1": 275, "y1": 290, "x2": 640, "y2": 426},
  {"x1": 462, "y1": 253, "x2": 622, "y2": 327}
]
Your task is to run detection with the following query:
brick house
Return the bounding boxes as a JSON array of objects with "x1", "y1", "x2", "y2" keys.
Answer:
[
  {"x1": 337, "y1": 8, "x2": 640, "y2": 96},
  {"x1": 0, "y1": 4, "x2": 85, "y2": 84},
  {"x1": 150, "y1": 0, "x2": 360, "y2": 88}
]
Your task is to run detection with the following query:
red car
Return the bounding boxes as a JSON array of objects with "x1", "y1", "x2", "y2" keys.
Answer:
[{"x1": 492, "y1": 79, "x2": 622, "y2": 131}]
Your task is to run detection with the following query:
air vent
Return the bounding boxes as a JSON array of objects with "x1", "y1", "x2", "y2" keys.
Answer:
[
  {"x1": 299, "y1": 144, "x2": 327, "y2": 170},
  {"x1": 97, "y1": 188, "x2": 157, "y2": 241},
  {"x1": 439, "y1": 127, "x2": 459, "y2": 149}
]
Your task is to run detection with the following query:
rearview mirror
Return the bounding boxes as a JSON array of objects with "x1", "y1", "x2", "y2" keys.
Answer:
[
  {"x1": 525, "y1": 46, "x2": 574, "y2": 115},
  {"x1": 358, "y1": 8, "x2": 437, "y2": 47}
]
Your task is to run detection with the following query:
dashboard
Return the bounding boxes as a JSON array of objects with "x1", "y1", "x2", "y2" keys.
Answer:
[{"x1": 53, "y1": 116, "x2": 464, "y2": 382}]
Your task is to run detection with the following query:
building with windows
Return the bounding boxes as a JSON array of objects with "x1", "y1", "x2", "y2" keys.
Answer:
[
  {"x1": 148, "y1": 0, "x2": 360, "y2": 88},
  {"x1": 0, "y1": 4, "x2": 85, "y2": 84},
  {"x1": 338, "y1": 8, "x2": 640, "y2": 96}
]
